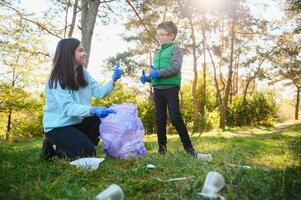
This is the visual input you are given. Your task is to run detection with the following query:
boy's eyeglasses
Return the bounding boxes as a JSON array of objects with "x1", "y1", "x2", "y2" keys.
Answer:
[{"x1": 157, "y1": 33, "x2": 171, "y2": 37}]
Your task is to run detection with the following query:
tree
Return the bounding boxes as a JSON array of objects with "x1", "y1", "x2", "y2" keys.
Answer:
[
  {"x1": 271, "y1": 33, "x2": 301, "y2": 120},
  {"x1": 48, "y1": 0, "x2": 117, "y2": 66},
  {"x1": 185, "y1": 0, "x2": 239, "y2": 130},
  {"x1": 80, "y1": 0, "x2": 117, "y2": 67},
  {"x1": 285, "y1": 0, "x2": 301, "y2": 32},
  {"x1": 121, "y1": 0, "x2": 170, "y2": 98},
  {"x1": 0, "y1": 84, "x2": 37, "y2": 141},
  {"x1": 0, "y1": 8, "x2": 49, "y2": 142}
]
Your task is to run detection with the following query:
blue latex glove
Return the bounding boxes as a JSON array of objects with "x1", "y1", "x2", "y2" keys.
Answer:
[
  {"x1": 150, "y1": 64, "x2": 158, "y2": 80},
  {"x1": 140, "y1": 69, "x2": 146, "y2": 84},
  {"x1": 112, "y1": 63, "x2": 122, "y2": 82},
  {"x1": 91, "y1": 106, "x2": 116, "y2": 118}
]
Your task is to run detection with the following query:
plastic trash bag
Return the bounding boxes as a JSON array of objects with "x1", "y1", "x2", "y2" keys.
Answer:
[
  {"x1": 70, "y1": 157, "x2": 105, "y2": 171},
  {"x1": 99, "y1": 103, "x2": 147, "y2": 159}
]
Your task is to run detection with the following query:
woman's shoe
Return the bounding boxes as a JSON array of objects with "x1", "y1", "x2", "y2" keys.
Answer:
[{"x1": 39, "y1": 139, "x2": 55, "y2": 161}]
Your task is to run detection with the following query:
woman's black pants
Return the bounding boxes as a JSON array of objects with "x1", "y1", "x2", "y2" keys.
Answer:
[{"x1": 44, "y1": 116, "x2": 100, "y2": 159}]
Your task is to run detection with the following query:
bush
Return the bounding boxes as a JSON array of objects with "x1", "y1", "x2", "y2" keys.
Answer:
[
  {"x1": 206, "y1": 107, "x2": 220, "y2": 129},
  {"x1": 13, "y1": 113, "x2": 43, "y2": 138},
  {"x1": 137, "y1": 98, "x2": 156, "y2": 134},
  {"x1": 227, "y1": 92, "x2": 277, "y2": 126},
  {"x1": 181, "y1": 76, "x2": 220, "y2": 132},
  {"x1": 92, "y1": 83, "x2": 139, "y2": 106},
  {"x1": 0, "y1": 87, "x2": 45, "y2": 140}
]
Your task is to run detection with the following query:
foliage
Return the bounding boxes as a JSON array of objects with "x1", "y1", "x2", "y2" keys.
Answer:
[
  {"x1": 181, "y1": 75, "x2": 220, "y2": 131},
  {"x1": 1, "y1": 123, "x2": 301, "y2": 199},
  {"x1": 271, "y1": 33, "x2": 301, "y2": 87},
  {"x1": 92, "y1": 83, "x2": 156, "y2": 134},
  {"x1": 137, "y1": 98, "x2": 156, "y2": 134},
  {"x1": 227, "y1": 92, "x2": 277, "y2": 126},
  {"x1": 12, "y1": 94, "x2": 45, "y2": 138},
  {"x1": 0, "y1": 83, "x2": 44, "y2": 138},
  {"x1": 277, "y1": 99, "x2": 296, "y2": 121},
  {"x1": 92, "y1": 83, "x2": 139, "y2": 107},
  {"x1": 0, "y1": 83, "x2": 33, "y2": 112},
  {"x1": 0, "y1": 4, "x2": 50, "y2": 140},
  {"x1": 285, "y1": 0, "x2": 301, "y2": 32},
  {"x1": 0, "y1": 0, "x2": 299, "y2": 141},
  {"x1": 104, "y1": 51, "x2": 143, "y2": 78},
  {"x1": 13, "y1": 114, "x2": 43, "y2": 138}
]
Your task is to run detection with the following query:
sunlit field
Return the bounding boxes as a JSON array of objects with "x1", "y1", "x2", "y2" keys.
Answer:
[{"x1": 1, "y1": 122, "x2": 300, "y2": 200}]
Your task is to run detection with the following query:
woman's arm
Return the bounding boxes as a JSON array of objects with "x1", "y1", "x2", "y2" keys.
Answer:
[
  {"x1": 86, "y1": 69, "x2": 114, "y2": 99},
  {"x1": 50, "y1": 84, "x2": 91, "y2": 117}
]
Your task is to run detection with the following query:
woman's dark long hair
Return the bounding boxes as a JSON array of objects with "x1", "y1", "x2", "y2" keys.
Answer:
[{"x1": 49, "y1": 38, "x2": 88, "y2": 90}]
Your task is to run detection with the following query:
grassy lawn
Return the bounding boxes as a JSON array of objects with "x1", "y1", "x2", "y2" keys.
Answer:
[{"x1": 1, "y1": 122, "x2": 301, "y2": 200}]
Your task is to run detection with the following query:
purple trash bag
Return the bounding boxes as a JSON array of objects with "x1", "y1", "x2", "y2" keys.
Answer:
[{"x1": 99, "y1": 103, "x2": 147, "y2": 159}]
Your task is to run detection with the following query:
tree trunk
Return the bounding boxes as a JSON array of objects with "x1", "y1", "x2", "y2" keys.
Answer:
[
  {"x1": 6, "y1": 67, "x2": 17, "y2": 142},
  {"x1": 81, "y1": 0, "x2": 101, "y2": 67},
  {"x1": 235, "y1": 52, "x2": 240, "y2": 95},
  {"x1": 219, "y1": 15, "x2": 226, "y2": 91},
  {"x1": 189, "y1": 18, "x2": 199, "y2": 133},
  {"x1": 295, "y1": 86, "x2": 300, "y2": 120},
  {"x1": 5, "y1": 107, "x2": 12, "y2": 142},
  {"x1": 220, "y1": 17, "x2": 236, "y2": 130},
  {"x1": 68, "y1": 0, "x2": 79, "y2": 37},
  {"x1": 243, "y1": 78, "x2": 251, "y2": 103},
  {"x1": 201, "y1": 28, "x2": 207, "y2": 131},
  {"x1": 64, "y1": 0, "x2": 71, "y2": 38},
  {"x1": 202, "y1": 16, "x2": 222, "y2": 110}
]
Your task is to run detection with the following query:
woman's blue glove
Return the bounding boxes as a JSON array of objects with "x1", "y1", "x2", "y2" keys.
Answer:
[
  {"x1": 150, "y1": 64, "x2": 158, "y2": 80},
  {"x1": 91, "y1": 106, "x2": 116, "y2": 118},
  {"x1": 112, "y1": 64, "x2": 122, "y2": 82},
  {"x1": 140, "y1": 69, "x2": 146, "y2": 84}
]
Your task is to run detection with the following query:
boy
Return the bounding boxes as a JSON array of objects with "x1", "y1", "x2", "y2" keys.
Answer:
[{"x1": 140, "y1": 21, "x2": 197, "y2": 157}]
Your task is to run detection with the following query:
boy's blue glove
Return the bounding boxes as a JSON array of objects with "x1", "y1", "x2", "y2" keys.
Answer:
[
  {"x1": 112, "y1": 63, "x2": 122, "y2": 82},
  {"x1": 150, "y1": 64, "x2": 158, "y2": 80},
  {"x1": 140, "y1": 69, "x2": 147, "y2": 84},
  {"x1": 91, "y1": 106, "x2": 116, "y2": 118}
]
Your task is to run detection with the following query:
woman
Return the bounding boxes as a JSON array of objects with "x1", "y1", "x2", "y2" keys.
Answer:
[{"x1": 40, "y1": 38, "x2": 121, "y2": 161}]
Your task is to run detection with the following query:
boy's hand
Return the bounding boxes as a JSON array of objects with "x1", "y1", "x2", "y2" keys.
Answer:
[
  {"x1": 150, "y1": 65, "x2": 158, "y2": 80},
  {"x1": 140, "y1": 69, "x2": 147, "y2": 84}
]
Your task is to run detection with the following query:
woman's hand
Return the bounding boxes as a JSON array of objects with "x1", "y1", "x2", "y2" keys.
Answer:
[
  {"x1": 91, "y1": 106, "x2": 116, "y2": 118},
  {"x1": 140, "y1": 69, "x2": 147, "y2": 84},
  {"x1": 112, "y1": 64, "x2": 122, "y2": 82}
]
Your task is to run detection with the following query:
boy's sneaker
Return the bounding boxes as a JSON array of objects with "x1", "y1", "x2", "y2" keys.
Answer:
[
  {"x1": 39, "y1": 139, "x2": 55, "y2": 161},
  {"x1": 158, "y1": 145, "x2": 167, "y2": 155},
  {"x1": 185, "y1": 147, "x2": 197, "y2": 157}
]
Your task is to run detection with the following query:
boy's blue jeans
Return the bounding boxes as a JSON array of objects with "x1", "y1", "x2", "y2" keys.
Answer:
[{"x1": 154, "y1": 87, "x2": 193, "y2": 150}]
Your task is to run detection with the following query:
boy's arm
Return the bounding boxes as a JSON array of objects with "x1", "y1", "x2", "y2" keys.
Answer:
[
  {"x1": 145, "y1": 75, "x2": 151, "y2": 82},
  {"x1": 157, "y1": 46, "x2": 183, "y2": 79}
]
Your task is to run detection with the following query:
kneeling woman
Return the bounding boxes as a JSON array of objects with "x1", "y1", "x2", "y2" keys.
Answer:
[{"x1": 40, "y1": 38, "x2": 121, "y2": 161}]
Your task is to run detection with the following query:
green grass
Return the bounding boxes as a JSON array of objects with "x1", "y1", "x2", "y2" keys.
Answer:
[{"x1": 1, "y1": 123, "x2": 301, "y2": 200}]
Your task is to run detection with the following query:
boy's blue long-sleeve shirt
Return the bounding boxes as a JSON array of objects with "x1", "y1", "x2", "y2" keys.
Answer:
[{"x1": 43, "y1": 69, "x2": 114, "y2": 132}]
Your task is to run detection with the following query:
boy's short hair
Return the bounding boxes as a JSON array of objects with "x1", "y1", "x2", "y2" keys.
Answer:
[{"x1": 157, "y1": 21, "x2": 177, "y2": 38}]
